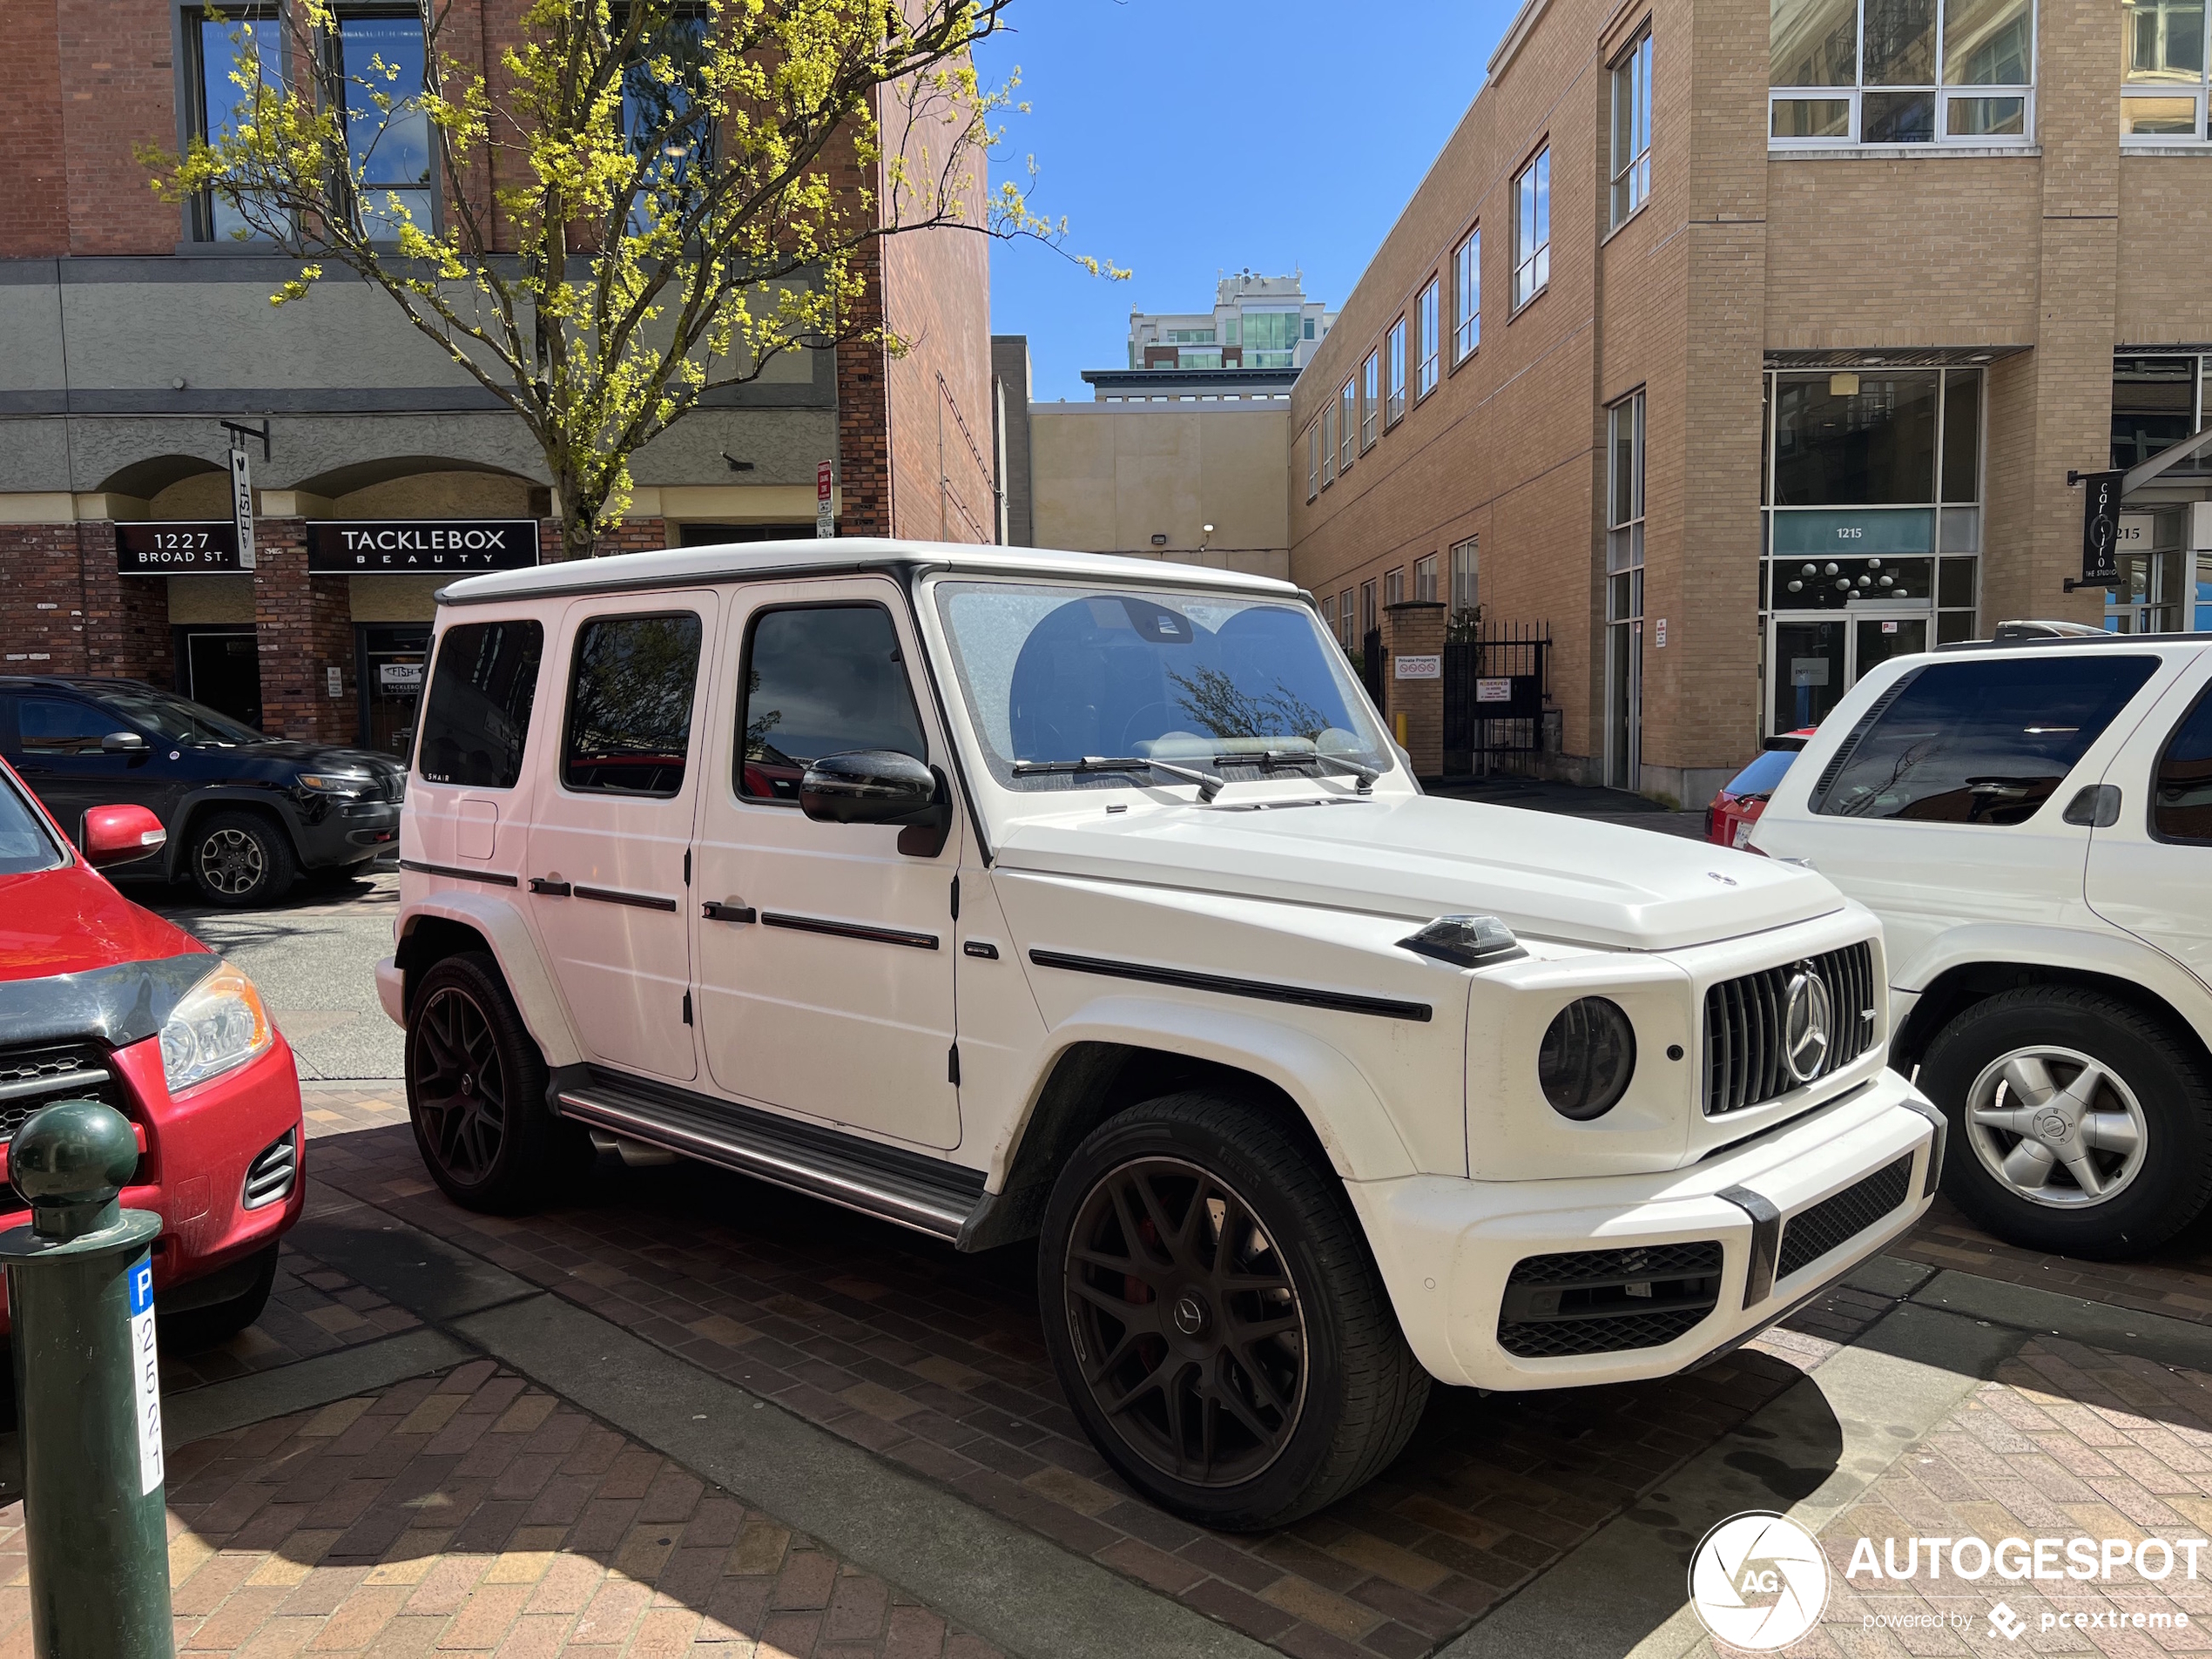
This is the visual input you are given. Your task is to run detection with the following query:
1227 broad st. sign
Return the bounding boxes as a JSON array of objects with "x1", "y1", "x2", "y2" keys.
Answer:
[{"x1": 306, "y1": 520, "x2": 540, "y2": 574}]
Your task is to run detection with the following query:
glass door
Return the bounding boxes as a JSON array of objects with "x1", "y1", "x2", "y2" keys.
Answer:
[
  {"x1": 356, "y1": 624, "x2": 431, "y2": 758},
  {"x1": 1770, "y1": 617, "x2": 1847, "y2": 734},
  {"x1": 1853, "y1": 613, "x2": 1927, "y2": 680},
  {"x1": 2106, "y1": 550, "x2": 2189, "y2": 633}
]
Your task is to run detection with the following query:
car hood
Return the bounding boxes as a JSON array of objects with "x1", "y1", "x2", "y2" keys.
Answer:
[
  {"x1": 0, "y1": 861, "x2": 209, "y2": 981},
  {"x1": 993, "y1": 792, "x2": 1844, "y2": 952},
  {"x1": 223, "y1": 741, "x2": 401, "y2": 773}
]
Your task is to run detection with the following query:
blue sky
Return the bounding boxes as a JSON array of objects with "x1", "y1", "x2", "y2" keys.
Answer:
[{"x1": 974, "y1": 0, "x2": 1518, "y2": 406}]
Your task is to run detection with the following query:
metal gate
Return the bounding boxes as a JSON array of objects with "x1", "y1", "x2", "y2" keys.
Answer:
[
  {"x1": 1443, "y1": 621, "x2": 1555, "y2": 777},
  {"x1": 1360, "y1": 627, "x2": 1386, "y2": 711}
]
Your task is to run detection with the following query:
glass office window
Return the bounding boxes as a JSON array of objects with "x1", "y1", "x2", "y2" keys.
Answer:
[
  {"x1": 338, "y1": 12, "x2": 433, "y2": 236},
  {"x1": 192, "y1": 10, "x2": 287, "y2": 242},
  {"x1": 1339, "y1": 378, "x2": 1358, "y2": 472},
  {"x1": 2124, "y1": 0, "x2": 2209, "y2": 140},
  {"x1": 1414, "y1": 554, "x2": 1438, "y2": 604},
  {"x1": 1417, "y1": 279, "x2": 1441, "y2": 399},
  {"x1": 1386, "y1": 318, "x2": 1407, "y2": 426},
  {"x1": 1361, "y1": 351, "x2": 1381, "y2": 448},
  {"x1": 1514, "y1": 148, "x2": 1551, "y2": 307},
  {"x1": 1453, "y1": 229, "x2": 1480, "y2": 361},
  {"x1": 1612, "y1": 30, "x2": 1655, "y2": 225},
  {"x1": 1771, "y1": 0, "x2": 2035, "y2": 144}
]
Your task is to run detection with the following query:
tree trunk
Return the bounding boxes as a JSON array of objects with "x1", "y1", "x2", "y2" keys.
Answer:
[{"x1": 553, "y1": 461, "x2": 599, "y2": 563}]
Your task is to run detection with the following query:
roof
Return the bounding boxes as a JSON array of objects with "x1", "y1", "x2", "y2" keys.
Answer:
[
  {"x1": 1934, "y1": 631, "x2": 2212, "y2": 653},
  {"x1": 437, "y1": 537, "x2": 1302, "y2": 607}
]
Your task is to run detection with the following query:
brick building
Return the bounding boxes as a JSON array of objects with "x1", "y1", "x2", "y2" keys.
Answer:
[
  {"x1": 0, "y1": 2, "x2": 995, "y2": 750},
  {"x1": 1291, "y1": 0, "x2": 2212, "y2": 804}
]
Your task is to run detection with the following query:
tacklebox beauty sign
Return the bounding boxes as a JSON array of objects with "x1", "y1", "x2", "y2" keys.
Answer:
[{"x1": 306, "y1": 520, "x2": 540, "y2": 574}]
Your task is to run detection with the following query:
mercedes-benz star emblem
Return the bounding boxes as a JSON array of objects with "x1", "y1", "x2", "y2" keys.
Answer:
[
  {"x1": 1782, "y1": 968, "x2": 1833, "y2": 1084},
  {"x1": 1172, "y1": 1294, "x2": 1206, "y2": 1337}
]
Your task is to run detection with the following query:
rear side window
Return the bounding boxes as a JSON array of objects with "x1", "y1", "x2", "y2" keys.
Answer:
[
  {"x1": 1723, "y1": 748, "x2": 1797, "y2": 799},
  {"x1": 563, "y1": 613, "x2": 704, "y2": 797},
  {"x1": 1812, "y1": 655, "x2": 2158, "y2": 825},
  {"x1": 2153, "y1": 686, "x2": 2212, "y2": 844},
  {"x1": 738, "y1": 605, "x2": 926, "y2": 802},
  {"x1": 18, "y1": 698, "x2": 116, "y2": 755},
  {"x1": 418, "y1": 620, "x2": 543, "y2": 789}
]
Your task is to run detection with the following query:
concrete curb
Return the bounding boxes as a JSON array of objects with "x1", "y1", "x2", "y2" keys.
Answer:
[{"x1": 164, "y1": 1326, "x2": 479, "y2": 1445}]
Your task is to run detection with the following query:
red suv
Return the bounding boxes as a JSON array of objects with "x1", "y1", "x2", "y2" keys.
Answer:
[{"x1": 0, "y1": 757, "x2": 303, "y2": 1345}]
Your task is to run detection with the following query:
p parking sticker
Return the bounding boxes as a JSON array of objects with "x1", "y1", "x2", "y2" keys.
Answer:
[{"x1": 127, "y1": 1254, "x2": 165, "y2": 1495}]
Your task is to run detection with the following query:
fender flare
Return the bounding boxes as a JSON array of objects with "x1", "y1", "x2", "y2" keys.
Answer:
[
  {"x1": 988, "y1": 992, "x2": 1420, "y2": 1186},
  {"x1": 395, "y1": 891, "x2": 583, "y2": 1069},
  {"x1": 1892, "y1": 921, "x2": 2212, "y2": 1061},
  {"x1": 167, "y1": 785, "x2": 309, "y2": 877}
]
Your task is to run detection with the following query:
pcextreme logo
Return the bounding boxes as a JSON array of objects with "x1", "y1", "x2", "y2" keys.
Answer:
[{"x1": 1688, "y1": 1511, "x2": 1830, "y2": 1651}]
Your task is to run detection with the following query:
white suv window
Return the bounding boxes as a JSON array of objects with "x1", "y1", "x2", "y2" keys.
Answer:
[
  {"x1": 736, "y1": 604, "x2": 927, "y2": 804},
  {"x1": 1811, "y1": 654, "x2": 2159, "y2": 824},
  {"x1": 418, "y1": 619, "x2": 543, "y2": 788},
  {"x1": 561, "y1": 614, "x2": 704, "y2": 798},
  {"x1": 2153, "y1": 685, "x2": 2212, "y2": 844}
]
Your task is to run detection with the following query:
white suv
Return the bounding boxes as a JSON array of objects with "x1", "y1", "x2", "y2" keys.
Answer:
[
  {"x1": 376, "y1": 540, "x2": 1939, "y2": 1527},
  {"x1": 1752, "y1": 633, "x2": 2212, "y2": 1260}
]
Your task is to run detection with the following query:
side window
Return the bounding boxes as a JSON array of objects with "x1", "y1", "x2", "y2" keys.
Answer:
[
  {"x1": 1812, "y1": 655, "x2": 2160, "y2": 824},
  {"x1": 18, "y1": 698, "x2": 117, "y2": 755},
  {"x1": 738, "y1": 605, "x2": 926, "y2": 802},
  {"x1": 418, "y1": 619, "x2": 543, "y2": 789},
  {"x1": 2153, "y1": 685, "x2": 2212, "y2": 844},
  {"x1": 562, "y1": 614, "x2": 705, "y2": 797}
]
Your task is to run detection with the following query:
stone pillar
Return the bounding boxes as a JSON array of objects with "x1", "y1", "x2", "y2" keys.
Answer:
[
  {"x1": 253, "y1": 518, "x2": 354, "y2": 743},
  {"x1": 1383, "y1": 600, "x2": 1447, "y2": 781}
]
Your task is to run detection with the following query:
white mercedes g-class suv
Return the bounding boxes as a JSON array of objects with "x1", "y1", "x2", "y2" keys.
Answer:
[{"x1": 377, "y1": 540, "x2": 1940, "y2": 1528}]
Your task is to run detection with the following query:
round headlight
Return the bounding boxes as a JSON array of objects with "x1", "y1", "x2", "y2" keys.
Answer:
[{"x1": 1538, "y1": 997, "x2": 1637, "y2": 1120}]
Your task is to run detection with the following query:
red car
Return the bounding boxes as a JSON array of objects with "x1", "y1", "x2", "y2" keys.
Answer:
[
  {"x1": 1705, "y1": 729, "x2": 1817, "y2": 849},
  {"x1": 0, "y1": 757, "x2": 303, "y2": 1345}
]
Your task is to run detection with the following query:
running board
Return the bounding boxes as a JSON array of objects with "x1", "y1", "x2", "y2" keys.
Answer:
[{"x1": 552, "y1": 1069, "x2": 985, "y2": 1242}]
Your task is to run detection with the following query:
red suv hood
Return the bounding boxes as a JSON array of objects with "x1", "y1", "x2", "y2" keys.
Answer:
[{"x1": 0, "y1": 862, "x2": 208, "y2": 981}]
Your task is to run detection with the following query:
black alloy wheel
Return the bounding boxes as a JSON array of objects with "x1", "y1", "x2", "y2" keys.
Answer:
[
  {"x1": 1064, "y1": 1156, "x2": 1307, "y2": 1487},
  {"x1": 403, "y1": 952, "x2": 583, "y2": 1212}
]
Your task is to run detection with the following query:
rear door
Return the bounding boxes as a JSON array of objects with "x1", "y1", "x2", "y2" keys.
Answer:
[
  {"x1": 691, "y1": 579, "x2": 962, "y2": 1149},
  {"x1": 2, "y1": 693, "x2": 173, "y2": 842},
  {"x1": 2086, "y1": 652, "x2": 2212, "y2": 991},
  {"x1": 523, "y1": 594, "x2": 717, "y2": 1083}
]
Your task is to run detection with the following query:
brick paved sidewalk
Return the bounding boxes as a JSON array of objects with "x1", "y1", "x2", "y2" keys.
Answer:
[{"x1": 0, "y1": 1359, "x2": 997, "y2": 1659}]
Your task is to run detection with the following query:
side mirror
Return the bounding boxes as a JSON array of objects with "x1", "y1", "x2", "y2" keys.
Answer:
[
  {"x1": 101, "y1": 732, "x2": 147, "y2": 753},
  {"x1": 81, "y1": 805, "x2": 167, "y2": 868},
  {"x1": 798, "y1": 750, "x2": 952, "y2": 857}
]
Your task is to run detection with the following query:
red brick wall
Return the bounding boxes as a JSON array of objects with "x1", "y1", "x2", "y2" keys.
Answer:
[
  {"x1": 57, "y1": 0, "x2": 179, "y2": 253},
  {"x1": 79, "y1": 525, "x2": 172, "y2": 685},
  {"x1": 0, "y1": 526, "x2": 91, "y2": 675},
  {"x1": 837, "y1": 239, "x2": 893, "y2": 539},
  {"x1": 1, "y1": 0, "x2": 68, "y2": 255},
  {"x1": 253, "y1": 521, "x2": 354, "y2": 742}
]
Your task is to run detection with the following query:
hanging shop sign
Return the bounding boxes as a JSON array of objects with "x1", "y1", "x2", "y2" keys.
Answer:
[
  {"x1": 2076, "y1": 471, "x2": 2125, "y2": 584},
  {"x1": 306, "y1": 520, "x2": 540, "y2": 575},
  {"x1": 115, "y1": 522, "x2": 246, "y2": 574}
]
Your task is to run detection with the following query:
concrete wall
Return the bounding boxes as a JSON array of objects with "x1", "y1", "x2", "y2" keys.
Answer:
[{"x1": 1031, "y1": 405, "x2": 1290, "y2": 577}]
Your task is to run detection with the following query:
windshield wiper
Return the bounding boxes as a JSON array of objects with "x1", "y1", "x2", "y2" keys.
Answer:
[
  {"x1": 1213, "y1": 750, "x2": 1378, "y2": 795},
  {"x1": 1012, "y1": 755, "x2": 1230, "y2": 802}
]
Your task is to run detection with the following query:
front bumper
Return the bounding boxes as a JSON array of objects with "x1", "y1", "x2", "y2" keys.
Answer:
[
  {"x1": 1347, "y1": 1066, "x2": 1939, "y2": 1391},
  {"x1": 295, "y1": 798, "x2": 401, "y2": 867}
]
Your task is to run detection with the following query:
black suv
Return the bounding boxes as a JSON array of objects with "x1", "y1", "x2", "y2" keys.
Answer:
[{"x1": 0, "y1": 677, "x2": 406, "y2": 907}]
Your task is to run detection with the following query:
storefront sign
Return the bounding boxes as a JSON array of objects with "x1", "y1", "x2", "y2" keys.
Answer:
[
  {"x1": 379, "y1": 662, "x2": 424, "y2": 689},
  {"x1": 307, "y1": 520, "x2": 540, "y2": 574},
  {"x1": 1791, "y1": 658, "x2": 1832, "y2": 688},
  {"x1": 816, "y1": 461, "x2": 834, "y2": 538},
  {"x1": 229, "y1": 447, "x2": 259, "y2": 571},
  {"x1": 1770, "y1": 508, "x2": 1935, "y2": 558},
  {"x1": 2077, "y1": 470, "x2": 2124, "y2": 583},
  {"x1": 115, "y1": 522, "x2": 246, "y2": 573},
  {"x1": 1394, "y1": 654, "x2": 1441, "y2": 679}
]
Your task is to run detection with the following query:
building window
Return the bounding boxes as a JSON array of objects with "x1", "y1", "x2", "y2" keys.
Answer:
[
  {"x1": 1165, "y1": 328, "x2": 1216, "y2": 343},
  {"x1": 1338, "y1": 591, "x2": 1356, "y2": 647},
  {"x1": 1611, "y1": 30, "x2": 1655, "y2": 226},
  {"x1": 1361, "y1": 351, "x2": 1381, "y2": 448},
  {"x1": 2124, "y1": 0, "x2": 2212, "y2": 140},
  {"x1": 1322, "y1": 402, "x2": 1338, "y2": 488},
  {"x1": 1453, "y1": 229, "x2": 1480, "y2": 361},
  {"x1": 1417, "y1": 277, "x2": 1441, "y2": 400},
  {"x1": 1607, "y1": 392, "x2": 1646, "y2": 790},
  {"x1": 620, "y1": 8, "x2": 711, "y2": 235},
  {"x1": 1306, "y1": 422, "x2": 1318, "y2": 502},
  {"x1": 1770, "y1": 0, "x2": 2036, "y2": 145},
  {"x1": 334, "y1": 11, "x2": 434, "y2": 237},
  {"x1": 1386, "y1": 567, "x2": 1405, "y2": 608},
  {"x1": 1386, "y1": 318, "x2": 1407, "y2": 426},
  {"x1": 189, "y1": 9, "x2": 287, "y2": 242},
  {"x1": 1449, "y1": 537, "x2": 1479, "y2": 619},
  {"x1": 1414, "y1": 554, "x2": 1439, "y2": 604},
  {"x1": 1339, "y1": 378, "x2": 1358, "y2": 473},
  {"x1": 1513, "y1": 147, "x2": 1550, "y2": 308}
]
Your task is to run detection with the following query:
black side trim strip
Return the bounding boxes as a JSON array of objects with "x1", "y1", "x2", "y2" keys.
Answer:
[
  {"x1": 399, "y1": 859, "x2": 520, "y2": 888},
  {"x1": 573, "y1": 885, "x2": 679, "y2": 914},
  {"x1": 1717, "y1": 1184, "x2": 1782, "y2": 1308},
  {"x1": 1028, "y1": 949, "x2": 1433, "y2": 1022},
  {"x1": 1893, "y1": 1090, "x2": 1948, "y2": 1197},
  {"x1": 763, "y1": 912, "x2": 939, "y2": 950}
]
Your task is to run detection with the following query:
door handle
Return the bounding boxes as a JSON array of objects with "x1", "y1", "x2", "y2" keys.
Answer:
[
  {"x1": 702, "y1": 901, "x2": 756, "y2": 923},
  {"x1": 529, "y1": 877, "x2": 571, "y2": 896}
]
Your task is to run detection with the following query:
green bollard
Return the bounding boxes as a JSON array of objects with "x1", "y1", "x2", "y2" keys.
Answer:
[{"x1": 0, "y1": 1100, "x2": 172, "y2": 1659}]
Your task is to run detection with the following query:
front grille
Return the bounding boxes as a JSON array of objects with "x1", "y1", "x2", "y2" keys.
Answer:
[
  {"x1": 1777, "y1": 1153, "x2": 1913, "y2": 1282},
  {"x1": 243, "y1": 1129, "x2": 299, "y2": 1210},
  {"x1": 0, "y1": 1042, "x2": 128, "y2": 1142},
  {"x1": 1703, "y1": 941, "x2": 1878, "y2": 1116},
  {"x1": 1498, "y1": 1241, "x2": 1723, "y2": 1358}
]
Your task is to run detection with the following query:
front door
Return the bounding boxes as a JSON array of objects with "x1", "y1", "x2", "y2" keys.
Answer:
[
  {"x1": 692, "y1": 580, "x2": 962, "y2": 1149},
  {"x1": 523, "y1": 594, "x2": 716, "y2": 1083},
  {"x1": 182, "y1": 629, "x2": 264, "y2": 730},
  {"x1": 1768, "y1": 609, "x2": 1930, "y2": 736},
  {"x1": 2087, "y1": 662, "x2": 2212, "y2": 991},
  {"x1": 0, "y1": 692, "x2": 179, "y2": 845},
  {"x1": 357, "y1": 624, "x2": 431, "y2": 759}
]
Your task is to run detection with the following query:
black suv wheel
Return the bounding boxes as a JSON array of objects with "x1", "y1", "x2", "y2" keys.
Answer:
[
  {"x1": 405, "y1": 952, "x2": 588, "y2": 1213},
  {"x1": 1038, "y1": 1092, "x2": 1430, "y2": 1530},
  {"x1": 1921, "y1": 985, "x2": 2212, "y2": 1258},
  {"x1": 189, "y1": 809, "x2": 296, "y2": 907}
]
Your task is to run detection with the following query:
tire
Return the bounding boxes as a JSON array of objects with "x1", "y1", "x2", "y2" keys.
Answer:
[
  {"x1": 1037, "y1": 1092, "x2": 1430, "y2": 1530},
  {"x1": 189, "y1": 809, "x2": 297, "y2": 907},
  {"x1": 159, "y1": 1246, "x2": 278, "y2": 1352},
  {"x1": 1920, "y1": 985, "x2": 2212, "y2": 1258},
  {"x1": 404, "y1": 952, "x2": 589, "y2": 1213}
]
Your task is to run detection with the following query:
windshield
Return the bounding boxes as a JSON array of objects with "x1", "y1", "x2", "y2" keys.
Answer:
[
  {"x1": 0, "y1": 771, "x2": 64, "y2": 876},
  {"x1": 99, "y1": 688, "x2": 267, "y2": 747},
  {"x1": 933, "y1": 580, "x2": 1390, "y2": 790}
]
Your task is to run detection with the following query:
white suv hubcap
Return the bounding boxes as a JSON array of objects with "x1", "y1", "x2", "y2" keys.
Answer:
[{"x1": 1965, "y1": 1043, "x2": 2148, "y2": 1208}]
